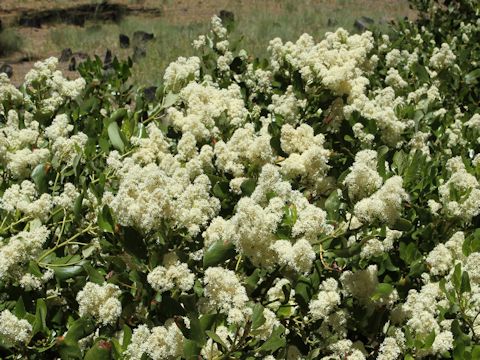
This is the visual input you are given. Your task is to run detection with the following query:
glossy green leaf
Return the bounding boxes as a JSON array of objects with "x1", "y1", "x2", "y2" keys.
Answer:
[
  {"x1": 203, "y1": 240, "x2": 236, "y2": 268},
  {"x1": 371, "y1": 283, "x2": 394, "y2": 301},
  {"x1": 252, "y1": 303, "x2": 266, "y2": 330},
  {"x1": 32, "y1": 299, "x2": 48, "y2": 336},
  {"x1": 108, "y1": 121, "x2": 125, "y2": 152},
  {"x1": 205, "y1": 330, "x2": 229, "y2": 350},
  {"x1": 257, "y1": 325, "x2": 286, "y2": 352},
  {"x1": 97, "y1": 205, "x2": 114, "y2": 233},
  {"x1": 84, "y1": 340, "x2": 112, "y2": 360},
  {"x1": 31, "y1": 163, "x2": 49, "y2": 194}
]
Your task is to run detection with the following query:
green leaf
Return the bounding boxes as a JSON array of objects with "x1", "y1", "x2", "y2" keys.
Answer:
[
  {"x1": 205, "y1": 330, "x2": 229, "y2": 350},
  {"x1": 461, "y1": 270, "x2": 471, "y2": 294},
  {"x1": 294, "y1": 276, "x2": 313, "y2": 308},
  {"x1": 422, "y1": 330, "x2": 436, "y2": 349},
  {"x1": 183, "y1": 339, "x2": 201, "y2": 359},
  {"x1": 122, "y1": 325, "x2": 132, "y2": 351},
  {"x1": 162, "y1": 92, "x2": 179, "y2": 107},
  {"x1": 14, "y1": 297, "x2": 26, "y2": 318},
  {"x1": 53, "y1": 260, "x2": 88, "y2": 281},
  {"x1": 465, "y1": 69, "x2": 480, "y2": 85},
  {"x1": 57, "y1": 338, "x2": 82, "y2": 360},
  {"x1": 65, "y1": 317, "x2": 96, "y2": 342},
  {"x1": 97, "y1": 205, "x2": 114, "y2": 233},
  {"x1": 390, "y1": 218, "x2": 412, "y2": 231},
  {"x1": 212, "y1": 181, "x2": 229, "y2": 200},
  {"x1": 108, "y1": 121, "x2": 125, "y2": 152},
  {"x1": 83, "y1": 263, "x2": 104, "y2": 284},
  {"x1": 73, "y1": 192, "x2": 84, "y2": 221},
  {"x1": 203, "y1": 240, "x2": 236, "y2": 268},
  {"x1": 472, "y1": 345, "x2": 480, "y2": 359},
  {"x1": 371, "y1": 283, "x2": 394, "y2": 301},
  {"x1": 325, "y1": 189, "x2": 341, "y2": 220},
  {"x1": 32, "y1": 299, "x2": 48, "y2": 336},
  {"x1": 453, "y1": 263, "x2": 462, "y2": 292},
  {"x1": 110, "y1": 108, "x2": 128, "y2": 123},
  {"x1": 257, "y1": 325, "x2": 286, "y2": 352},
  {"x1": 240, "y1": 178, "x2": 257, "y2": 196},
  {"x1": 251, "y1": 304, "x2": 266, "y2": 330},
  {"x1": 119, "y1": 226, "x2": 148, "y2": 260},
  {"x1": 84, "y1": 340, "x2": 112, "y2": 360},
  {"x1": 189, "y1": 313, "x2": 217, "y2": 345},
  {"x1": 31, "y1": 163, "x2": 49, "y2": 194}
]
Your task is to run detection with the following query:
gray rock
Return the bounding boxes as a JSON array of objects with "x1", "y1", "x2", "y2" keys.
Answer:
[
  {"x1": 132, "y1": 46, "x2": 146, "y2": 62},
  {"x1": 119, "y1": 33, "x2": 130, "y2": 48},
  {"x1": 133, "y1": 31, "x2": 154, "y2": 44},
  {"x1": 59, "y1": 48, "x2": 73, "y2": 62},
  {"x1": 0, "y1": 63, "x2": 13, "y2": 78}
]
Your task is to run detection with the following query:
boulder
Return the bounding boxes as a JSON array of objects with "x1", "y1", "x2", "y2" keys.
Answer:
[
  {"x1": 354, "y1": 16, "x2": 375, "y2": 32},
  {"x1": 119, "y1": 34, "x2": 130, "y2": 48},
  {"x1": 103, "y1": 49, "x2": 112, "y2": 69},
  {"x1": 132, "y1": 46, "x2": 146, "y2": 62},
  {"x1": 0, "y1": 63, "x2": 13, "y2": 78},
  {"x1": 143, "y1": 86, "x2": 157, "y2": 102},
  {"x1": 133, "y1": 31, "x2": 154, "y2": 44},
  {"x1": 59, "y1": 48, "x2": 73, "y2": 62}
]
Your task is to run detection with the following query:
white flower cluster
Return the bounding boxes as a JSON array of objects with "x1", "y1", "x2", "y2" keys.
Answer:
[
  {"x1": 360, "y1": 229, "x2": 402, "y2": 259},
  {"x1": 214, "y1": 122, "x2": 274, "y2": 177},
  {"x1": 268, "y1": 29, "x2": 375, "y2": 96},
  {"x1": 45, "y1": 114, "x2": 88, "y2": 169},
  {"x1": 1, "y1": 180, "x2": 53, "y2": 221},
  {"x1": 203, "y1": 164, "x2": 327, "y2": 271},
  {"x1": 24, "y1": 57, "x2": 85, "y2": 114},
  {"x1": 163, "y1": 56, "x2": 201, "y2": 91},
  {"x1": 106, "y1": 161, "x2": 219, "y2": 235},
  {"x1": 201, "y1": 325, "x2": 233, "y2": 358},
  {"x1": 341, "y1": 265, "x2": 398, "y2": 307},
  {"x1": 125, "y1": 322, "x2": 184, "y2": 360},
  {"x1": 0, "y1": 73, "x2": 23, "y2": 111},
  {"x1": 279, "y1": 123, "x2": 331, "y2": 191},
  {"x1": 0, "y1": 110, "x2": 49, "y2": 178},
  {"x1": 429, "y1": 43, "x2": 456, "y2": 70},
  {"x1": 343, "y1": 149, "x2": 382, "y2": 201},
  {"x1": 267, "y1": 85, "x2": 307, "y2": 123},
  {"x1": 426, "y1": 231, "x2": 464, "y2": 276},
  {"x1": 345, "y1": 87, "x2": 406, "y2": 147},
  {"x1": 377, "y1": 329, "x2": 405, "y2": 360},
  {"x1": 437, "y1": 156, "x2": 480, "y2": 222},
  {"x1": 391, "y1": 230, "x2": 480, "y2": 357},
  {"x1": 271, "y1": 238, "x2": 316, "y2": 273},
  {"x1": 203, "y1": 267, "x2": 252, "y2": 324},
  {"x1": 0, "y1": 310, "x2": 32, "y2": 345},
  {"x1": 393, "y1": 281, "x2": 454, "y2": 357},
  {"x1": 0, "y1": 224, "x2": 50, "y2": 282},
  {"x1": 76, "y1": 282, "x2": 122, "y2": 325},
  {"x1": 353, "y1": 176, "x2": 408, "y2": 226},
  {"x1": 309, "y1": 278, "x2": 341, "y2": 321},
  {"x1": 147, "y1": 261, "x2": 194, "y2": 294},
  {"x1": 104, "y1": 124, "x2": 220, "y2": 236},
  {"x1": 323, "y1": 339, "x2": 366, "y2": 360},
  {"x1": 167, "y1": 81, "x2": 248, "y2": 140}
]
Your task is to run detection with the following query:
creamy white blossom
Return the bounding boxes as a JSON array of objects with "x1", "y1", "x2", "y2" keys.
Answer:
[{"x1": 76, "y1": 282, "x2": 122, "y2": 325}]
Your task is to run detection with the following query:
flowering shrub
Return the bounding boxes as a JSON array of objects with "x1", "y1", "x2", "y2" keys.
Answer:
[{"x1": 1, "y1": 1, "x2": 480, "y2": 359}]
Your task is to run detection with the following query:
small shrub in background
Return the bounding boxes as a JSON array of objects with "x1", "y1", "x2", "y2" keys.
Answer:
[{"x1": 0, "y1": 28, "x2": 23, "y2": 56}]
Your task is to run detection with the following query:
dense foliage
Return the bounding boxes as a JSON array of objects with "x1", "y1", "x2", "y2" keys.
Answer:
[{"x1": 0, "y1": 1, "x2": 480, "y2": 358}]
